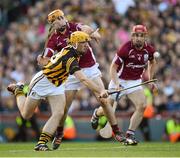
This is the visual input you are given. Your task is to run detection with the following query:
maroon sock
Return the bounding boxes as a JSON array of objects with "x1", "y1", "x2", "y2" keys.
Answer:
[
  {"x1": 111, "y1": 124, "x2": 120, "y2": 134},
  {"x1": 56, "y1": 126, "x2": 64, "y2": 137}
]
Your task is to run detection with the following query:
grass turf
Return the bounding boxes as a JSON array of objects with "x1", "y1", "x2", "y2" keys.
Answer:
[{"x1": 0, "y1": 142, "x2": 180, "y2": 157}]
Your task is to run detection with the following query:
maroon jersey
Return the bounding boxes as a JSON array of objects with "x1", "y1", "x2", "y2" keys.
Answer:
[
  {"x1": 114, "y1": 41, "x2": 155, "y2": 80},
  {"x1": 44, "y1": 22, "x2": 96, "y2": 68}
]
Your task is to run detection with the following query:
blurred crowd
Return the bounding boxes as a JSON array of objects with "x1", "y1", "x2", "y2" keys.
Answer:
[{"x1": 0, "y1": 0, "x2": 180, "y2": 114}]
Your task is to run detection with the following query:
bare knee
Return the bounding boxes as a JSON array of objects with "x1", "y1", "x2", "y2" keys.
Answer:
[
  {"x1": 21, "y1": 111, "x2": 33, "y2": 120},
  {"x1": 136, "y1": 102, "x2": 146, "y2": 113},
  {"x1": 52, "y1": 110, "x2": 64, "y2": 120}
]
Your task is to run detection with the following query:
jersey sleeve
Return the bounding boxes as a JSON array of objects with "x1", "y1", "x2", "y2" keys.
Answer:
[
  {"x1": 115, "y1": 42, "x2": 128, "y2": 65},
  {"x1": 66, "y1": 57, "x2": 81, "y2": 75},
  {"x1": 44, "y1": 34, "x2": 57, "y2": 57},
  {"x1": 69, "y1": 22, "x2": 82, "y2": 31},
  {"x1": 113, "y1": 54, "x2": 123, "y2": 66}
]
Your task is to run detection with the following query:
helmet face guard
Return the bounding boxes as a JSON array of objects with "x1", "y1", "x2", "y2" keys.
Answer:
[
  {"x1": 47, "y1": 9, "x2": 64, "y2": 24},
  {"x1": 131, "y1": 25, "x2": 148, "y2": 48}
]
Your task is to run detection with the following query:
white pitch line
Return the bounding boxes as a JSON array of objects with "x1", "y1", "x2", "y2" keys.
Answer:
[
  {"x1": 4, "y1": 146, "x2": 127, "y2": 153},
  {"x1": 3, "y1": 145, "x2": 174, "y2": 153}
]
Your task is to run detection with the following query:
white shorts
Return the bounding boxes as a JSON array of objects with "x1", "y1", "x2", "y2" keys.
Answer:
[
  {"x1": 65, "y1": 63, "x2": 102, "y2": 90},
  {"x1": 28, "y1": 71, "x2": 65, "y2": 100},
  {"x1": 108, "y1": 79, "x2": 142, "y2": 100}
]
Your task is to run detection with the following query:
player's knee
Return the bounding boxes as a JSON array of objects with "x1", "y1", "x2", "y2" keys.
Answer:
[
  {"x1": 136, "y1": 103, "x2": 146, "y2": 113},
  {"x1": 21, "y1": 111, "x2": 33, "y2": 120}
]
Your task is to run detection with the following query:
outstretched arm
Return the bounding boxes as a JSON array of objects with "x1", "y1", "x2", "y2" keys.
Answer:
[
  {"x1": 110, "y1": 60, "x2": 119, "y2": 88},
  {"x1": 74, "y1": 70, "x2": 108, "y2": 98},
  {"x1": 148, "y1": 59, "x2": 156, "y2": 80},
  {"x1": 148, "y1": 59, "x2": 158, "y2": 94},
  {"x1": 80, "y1": 25, "x2": 101, "y2": 41}
]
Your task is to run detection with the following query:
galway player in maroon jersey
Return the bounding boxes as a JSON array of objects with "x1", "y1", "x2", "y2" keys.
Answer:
[
  {"x1": 91, "y1": 25, "x2": 158, "y2": 145},
  {"x1": 38, "y1": 9, "x2": 126, "y2": 149}
]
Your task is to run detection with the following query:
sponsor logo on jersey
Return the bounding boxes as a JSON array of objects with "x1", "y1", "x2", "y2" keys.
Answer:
[{"x1": 126, "y1": 62, "x2": 146, "y2": 69}]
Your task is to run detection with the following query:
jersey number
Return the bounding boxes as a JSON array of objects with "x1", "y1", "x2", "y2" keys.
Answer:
[{"x1": 50, "y1": 49, "x2": 64, "y2": 63}]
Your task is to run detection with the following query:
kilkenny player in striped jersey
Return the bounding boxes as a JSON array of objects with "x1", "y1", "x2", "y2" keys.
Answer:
[
  {"x1": 7, "y1": 31, "x2": 109, "y2": 151},
  {"x1": 42, "y1": 46, "x2": 80, "y2": 87}
]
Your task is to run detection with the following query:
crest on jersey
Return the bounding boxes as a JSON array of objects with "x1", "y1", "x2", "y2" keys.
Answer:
[
  {"x1": 137, "y1": 54, "x2": 142, "y2": 61},
  {"x1": 144, "y1": 54, "x2": 149, "y2": 62}
]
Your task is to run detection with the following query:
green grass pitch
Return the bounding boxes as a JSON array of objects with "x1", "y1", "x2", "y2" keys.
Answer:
[{"x1": 0, "y1": 142, "x2": 180, "y2": 157}]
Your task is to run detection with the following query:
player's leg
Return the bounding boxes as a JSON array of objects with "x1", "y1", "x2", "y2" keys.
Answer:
[
  {"x1": 26, "y1": 71, "x2": 66, "y2": 151},
  {"x1": 91, "y1": 77, "x2": 125, "y2": 142},
  {"x1": 7, "y1": 83, "x2": 51, "y2": 150},
  {"x1": 91, "y1": 78, "x2": 118, "y2": 130},
  {"x1": 125, "y1": 89, "x2": 146, "y2": 145},
  {"x1": 91, "y1": 100, "x2": 116, "y2": 129},
  {"x1": 7, "y1": 83, "x2": 40, "y2": 119},
  {"x1": 52, "y1": 90, "x2": 77, "y2": 150},
  {"x1": 35, "y1": 94, "x2": 66, "y2": 151},
  {"x1": 99, "y1": 100, "x2": 118, "y2": 138}
]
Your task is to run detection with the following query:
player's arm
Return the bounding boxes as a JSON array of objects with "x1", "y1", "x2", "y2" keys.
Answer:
[
  {"x1": 148, "y1": 58, "x2": 158, "y2": 94},
  {"x1": 37, "y1": 25, "x2": 58, "y2": 67},
  {"x1": 148, "y1": 58, "x2": 156, "y2": 80},
  {"x1": 74, "y1": 70, "x2": 108, "y2": 98},
  {"x1": 110, "y1": 45, "x2": 126, "y2": 89},
  {"x1": 110, "y1": 59, "x2": 119, "y2": 87},
  {"x1": 37, "y1": 34, "x2": 55, "y2": 66},
  {"x1": 68, "y1": 57, "x2": 108, "y2": 98},
  {"x1": 80, "y1": 25, "x2": 101, "y2": 41}
]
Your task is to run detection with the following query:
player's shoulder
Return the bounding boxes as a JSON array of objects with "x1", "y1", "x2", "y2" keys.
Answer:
[
  {"x1": 68, "y1": 22, "x2": 82, "y2": 31},
  {"x1": 48, "y1": 31, "x2": 58, "y2": 41},
  {"x1": 67, "y1": 22, "x2": 79, "y2": 28},
  {"x1": 46, "y1": 31, "x2": 59, "y2": 47},
  {"x1": 144, "y1": 42, "x2": 155, "y2": 53},
  {"x1": 122, "y1": 41, "x2": 132, "y2": 48},
  {"x1": 68, "y1": 22, "x2": 76, "y2": 27},
  {"x1": 118, "y1": 41, "x2": 131, "y2": 54}
]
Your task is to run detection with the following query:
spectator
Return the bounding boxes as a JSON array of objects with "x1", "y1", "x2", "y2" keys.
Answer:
[
  {"x1": 164, "y1": 112, "x2": 180, "y2": 143},
  {"x1": 0, "y1": 0, "x2": 179, "y2": 115}
]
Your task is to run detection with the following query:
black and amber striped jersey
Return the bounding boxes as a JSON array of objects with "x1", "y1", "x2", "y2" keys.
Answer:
[{"x1": 42, "y1": 46, "x2": 80, "y2": 86}]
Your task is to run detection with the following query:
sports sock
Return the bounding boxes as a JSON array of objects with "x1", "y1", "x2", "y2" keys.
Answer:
[
  {"x1": 126, "y1": 129, "x2": 135, "y2": 137},
  {"x1": 55, "y1": 126, "x2": 64, "y2": 137},
  {"x1": 93, "y1": 109, "x2": 99, "y2": 118},
  {"x1": 37, "y1": 132, "x2": 52, "y2": 145},
  {"x1": 111, "y1": 124, "x2": 120, "y2": 134},
  {"x1": 14, "y1": 86, "x2": 24, "y2": 96}
]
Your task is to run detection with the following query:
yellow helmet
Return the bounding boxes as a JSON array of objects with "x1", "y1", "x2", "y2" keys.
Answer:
[
  {"x1": 69, "y1": 31, "x2": 91, "y2": 44},
  {"x1": 47, "y1": 9, "x2": 64, "y2": 24}
]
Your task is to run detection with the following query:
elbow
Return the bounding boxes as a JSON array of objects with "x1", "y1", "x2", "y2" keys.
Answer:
[{"x1": 79, "y1": 78, "x2": 86, "y2": 83}]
